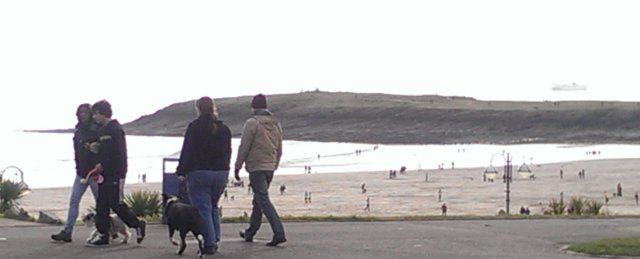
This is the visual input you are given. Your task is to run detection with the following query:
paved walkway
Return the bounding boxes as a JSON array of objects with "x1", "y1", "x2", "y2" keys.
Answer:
[{"x1": 2, "y1": 218, "x2": 640, "y2": 258}]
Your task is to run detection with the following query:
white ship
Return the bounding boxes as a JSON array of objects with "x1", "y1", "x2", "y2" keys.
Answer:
[{"x1": 552, "y1": 83, "x2": 587, "y2": 91}]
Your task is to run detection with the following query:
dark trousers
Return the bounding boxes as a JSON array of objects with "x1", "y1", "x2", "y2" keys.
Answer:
[
  {"x1": 96, "y1": 179, "x2": 140, "y2": 235},
  {"x1": 245, "y1": 171, "x2": 285, "y2": 239}
]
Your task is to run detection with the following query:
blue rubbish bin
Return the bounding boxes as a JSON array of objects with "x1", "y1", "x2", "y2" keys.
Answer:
[{"x1": 161, "y1": 155, "x2": 190, "y2": 224}]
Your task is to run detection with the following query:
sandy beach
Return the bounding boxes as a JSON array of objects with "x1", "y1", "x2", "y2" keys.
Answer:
[{"x1": 19, "y1": 158, "x2": 640, "y2": 221}]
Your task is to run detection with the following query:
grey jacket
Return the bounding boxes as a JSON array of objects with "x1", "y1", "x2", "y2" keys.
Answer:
[{"x1": 235, "y1": 109, "x2": 283, "y2": 172}]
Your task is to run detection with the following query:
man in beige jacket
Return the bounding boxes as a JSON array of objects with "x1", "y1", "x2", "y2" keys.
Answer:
[{"x1": 234, "y1": 94, "x2": 286, "y2": 246}]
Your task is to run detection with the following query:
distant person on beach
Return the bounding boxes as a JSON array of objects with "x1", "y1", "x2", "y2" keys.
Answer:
[
  {"x1": 87, "y1": 100, "x2": 146, "y2": 247},
  {"x1": 364, "y1": 196, "x2": 370, "y2": 212},
  {"x1": 441, "y1": 203, "x2": 447, "y2": 216},
  {"x1": 234, "y1": 94, "x2": 287, "y2": 247},
  {"x1": 438, "y1": 188, "x2": 443, "y2": 202},
  {"x1": 560, "y1": 169, "x2": 563, "y2": 179},
  {"x1": 176, "y1": 96, "x2": 232, "y2": 254},
  {"x1": 361, "y1": 183, "x2": 366, "y2": 193},
  {"x1": 280, "y1": 184, "x2": 286, "y2": 195},
  {"x1": 51, "y1": 104, "x2": 100, "y2": 243},
  {"x1": 616, "y1": 182, "x2": 622, "y2": 197},
  {"x1": 636, "y1": 192, "x2": 639, "y2": 205}
]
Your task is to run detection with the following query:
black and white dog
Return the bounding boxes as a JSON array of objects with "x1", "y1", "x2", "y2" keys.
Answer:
[
  {"x1": 82, "y1": 212, "x2": 130, "y2": 244},
  {"x1": 163, "y1": 194, "x2": 205, "y2": 256}
]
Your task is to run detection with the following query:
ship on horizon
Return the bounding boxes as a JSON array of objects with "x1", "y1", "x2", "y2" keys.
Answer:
[{"x1": 552, "y1": 83, "x2": 587, "y2": 91}]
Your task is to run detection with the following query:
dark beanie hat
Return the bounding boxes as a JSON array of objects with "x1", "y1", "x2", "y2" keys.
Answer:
[{"x1": 251, "y1": 94, "x2": 267, "y2": 109}]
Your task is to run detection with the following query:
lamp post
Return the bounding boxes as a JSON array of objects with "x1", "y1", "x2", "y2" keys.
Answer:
[
  {"x1": 504, "y1": 153, "x2": 512, "y2": 214},
  {"x1": 483, "y1": 153, "x2": 531, "y2": 215}
]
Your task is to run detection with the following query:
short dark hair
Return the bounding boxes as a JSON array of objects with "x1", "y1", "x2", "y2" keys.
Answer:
[{"x1": 92, "y1": 100, "x2": 113, "y2": 118}]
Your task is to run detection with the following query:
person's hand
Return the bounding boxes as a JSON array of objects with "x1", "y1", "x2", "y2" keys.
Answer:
[
  {"x1": 234, "y1": 169, "x2": 241, "y2": 181},
  {"x1": 89, "y1": 142, "x2": 100, "y2": 154},
  {"x1": 94, "y1": 163, "x2": 103, "y2": 173},
  {"x1": 177, "y1": 175, "x2": 185, "y2": 182}
]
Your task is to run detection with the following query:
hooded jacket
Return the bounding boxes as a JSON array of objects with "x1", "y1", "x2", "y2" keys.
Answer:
[
  {"x1": 235, "y1": 109, "x2": 283, "y2": 172},
  {"x1": 96, "y1": 119, "x2": 127, "y2": 181},
  {"x1": 73, "y1": 121, "x2": 99, "y2": 177},
  {"x1": 176, "y1": 115, "x2": 232, "y2": 176}
]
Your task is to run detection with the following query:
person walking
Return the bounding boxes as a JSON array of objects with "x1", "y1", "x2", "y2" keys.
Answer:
[
  {"x1": 176, "y1": 97, "x2": 232, "y2": 255},
  {"x1": 51, "y1": 104, "x2": 100, "y2": 242},
  {"x1": 235, "y1": 94, "x2": 287, "y2": 247},
  {"x1": 86, "y1": 100, "x2": 146, "y2": 247}
]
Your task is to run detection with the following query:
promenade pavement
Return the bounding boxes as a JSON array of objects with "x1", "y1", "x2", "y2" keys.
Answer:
[{"x1": 2, "y1": 217, "x2": 640, "y2": 258}]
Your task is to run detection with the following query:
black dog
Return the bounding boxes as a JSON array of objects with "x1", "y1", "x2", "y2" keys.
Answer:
[{"x1": 163, "y1": 194, "x2": 205, "y2": 256}]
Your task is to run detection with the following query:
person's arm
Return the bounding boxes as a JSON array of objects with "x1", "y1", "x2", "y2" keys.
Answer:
[
  {"x1": 176, "y1": 123, "x2": 195, "y2": 177},
  {"x1": 73, "y1": 133, "x2": 80, "y2": 173},
  {"x1": 275, "y1": 122, "x2": 283, "y2": 170},
  {"x1": 222, "y1": 125, "x2": 232, "y2": 169},
  {"x1": 96, "y1": 125, "x2": 119, "y2": 178},
  {"x1": 234, "y1": 119, "x2": 257, "y2": 171}
]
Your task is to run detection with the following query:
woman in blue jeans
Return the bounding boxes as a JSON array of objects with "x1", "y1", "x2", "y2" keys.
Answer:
[
  {"x1": 51, "y1": 103, "x2": 100, "y2": 242},
  {"x1": 176, "y1": 97, "x2": 232, "y2": 255}
]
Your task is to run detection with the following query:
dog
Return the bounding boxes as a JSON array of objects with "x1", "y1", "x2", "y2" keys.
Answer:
[
  {"x1": 163, "y1": 194, "x2": 205, "y2": 256},
  {"x1": 82, "y1": 212, "x2": 131, "y2": 244}
]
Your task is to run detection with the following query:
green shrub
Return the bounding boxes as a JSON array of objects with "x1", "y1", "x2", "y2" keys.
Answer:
[
  {"x1": 585, "y1": 199, "x2": 604, "y2": 215},
  {"x1": 548, "y1": 198, "x2": 566, "y2": 215},
  {"x1": 0, "y1": 180, "x2": 28, "y2": 213},
  {"x1": 124, "y1": 190, "x2": 161, "y2": 217},
  {"x1": 568, "y1": 197, "x2": 587, "y2": 215}
]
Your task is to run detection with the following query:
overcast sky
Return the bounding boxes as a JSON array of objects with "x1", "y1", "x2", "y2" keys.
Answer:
[{"x1": 2, "y1": 0, "x2": 639, "y2": 130}]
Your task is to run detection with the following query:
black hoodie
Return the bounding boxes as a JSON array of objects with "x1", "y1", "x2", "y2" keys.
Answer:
[
  {"x1": 73, "y1": 122, "x2": 99, "y2": 177},
  {"x1": 177, "y1": 115, "x2": 232, "y2": 176},
  {"x1": 96, "y1": 120, "x2": 128, "y2": 181}
]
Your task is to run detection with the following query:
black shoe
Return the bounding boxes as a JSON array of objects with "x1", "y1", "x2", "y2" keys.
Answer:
[
  {"x1": 86, "y1": 234, "x2": 109, "y2": 247},
  {"x1": 51, "y1": 230, "x2": 72, "y2": 242},
  {"x1": 266, "y1": 237, "x2": 287, "y2": 247},
  {"x1": 136, "y1": 220, "x2": 147, "y2": 244},
  {"x1": 239, "y1": 230, "x2": 253, "y2": 242},
  {"x1": 201, "y1": 245, "x2": 218, "y2": 255}
]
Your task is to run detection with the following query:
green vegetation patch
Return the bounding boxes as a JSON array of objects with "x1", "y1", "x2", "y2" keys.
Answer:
[{"x1": 568, "y1": 237, "x2": 640, "y2": 256}]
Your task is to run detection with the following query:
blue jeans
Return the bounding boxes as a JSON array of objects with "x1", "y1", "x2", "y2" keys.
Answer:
[
  {"x1": 245, "y1": 171, "x2": 285, "y2": 239},
  {"x1": 64, "y1": 175, "x2": 98, "y2": 233},
  {"x1": 187, "y1": 170, "x2": 228, "y2": 248}
]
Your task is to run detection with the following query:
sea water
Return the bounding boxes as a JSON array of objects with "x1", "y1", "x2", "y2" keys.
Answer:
[{"x1": 0, "y1": 130, "x2": 638, "y2": 188}]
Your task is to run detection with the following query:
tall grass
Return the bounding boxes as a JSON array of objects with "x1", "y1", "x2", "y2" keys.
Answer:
[
  {"x1": 568, "y1": 197, "x2": 587, "y2": 215},
  {"x1": 548, "y1": 198, "x2": 566, "y2": 215},
  {"x1": 0, "y1": 180, "x2": 28, "y2": 213},
  {"x1": 124, "y1": 190, "x2": 162, "y2": 217}
]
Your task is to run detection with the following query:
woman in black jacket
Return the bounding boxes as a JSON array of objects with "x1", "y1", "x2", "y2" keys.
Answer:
[
  {"x1": 51, "y1": 103, "x2": 99, "y2": 242},
  {"x1": 176, "y1": 97, "x2": 231, "y2": 255}
]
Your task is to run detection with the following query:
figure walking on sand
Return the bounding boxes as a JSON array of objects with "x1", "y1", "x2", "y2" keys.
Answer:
[
  {"x1": 441, "y1": 203, "x2": 447, "y2": 216},
  {"x1": 364, "y1": 196, "x2": 370, "y2": 212},
  {"x1": 235, "y1": 94, "x2": 287, "y2": 247},
  {"x1": 617, "y1": 182, "x2": 623, "y2": 197},
  {"x1": 51, "y1": 104, "x2": 100, "y2": 243}
]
